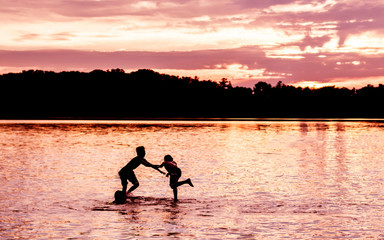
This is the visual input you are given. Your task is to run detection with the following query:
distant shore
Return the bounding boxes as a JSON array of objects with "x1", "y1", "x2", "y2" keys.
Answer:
[
  {"x1": 1, "y1": 117, "x2": 384, "y2": 122},
  {"x1": 1, "y1": 69, "x2": 384, "y2": 119}
]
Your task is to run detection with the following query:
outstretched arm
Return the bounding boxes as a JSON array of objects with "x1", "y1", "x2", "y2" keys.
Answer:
[
  {"x1": 141, "y1": 158, "x2": 166, "y2": 174},
  {"x1": 155, "y1": 162, "x2": 166, "y2": 175},
  {"x1": 155, "y1": 168, "x2": 166, "y2": 175}
]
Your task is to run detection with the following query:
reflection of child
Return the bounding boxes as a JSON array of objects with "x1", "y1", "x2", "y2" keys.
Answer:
[{"x1": 159, "y1": 155, "x2": 193, "y2": 202}]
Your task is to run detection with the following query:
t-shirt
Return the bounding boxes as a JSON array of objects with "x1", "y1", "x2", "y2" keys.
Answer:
[{"x1": 163, "y1": 160, "x2": 180, "y2": 174}]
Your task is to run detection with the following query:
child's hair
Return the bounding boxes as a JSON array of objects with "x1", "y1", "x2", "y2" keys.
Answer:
[
  {"x1": 164, "y1": 155, "x2": 173, "y2": 161},
  {"x1": 114, "y1": 190, "x2": 126, "y2": 204}
]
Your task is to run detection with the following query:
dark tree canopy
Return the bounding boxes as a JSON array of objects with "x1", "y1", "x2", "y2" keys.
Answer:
[{"x1": 1, "y1": 69, "x2": 383, "y2": 119}]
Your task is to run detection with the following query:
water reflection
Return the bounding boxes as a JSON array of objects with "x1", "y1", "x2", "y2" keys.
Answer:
[{"x1": 1, "y1": 120, "x2": 384, "y2": 239}]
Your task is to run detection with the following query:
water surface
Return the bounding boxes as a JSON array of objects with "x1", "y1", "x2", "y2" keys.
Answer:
[{"x1": 1, "y1": 120, "x2": 384, "y2": 239}]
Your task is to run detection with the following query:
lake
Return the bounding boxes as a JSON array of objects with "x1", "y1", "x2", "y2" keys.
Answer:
[{"x1": 1, "y1": 119, "x2": 384, "y2": 239}]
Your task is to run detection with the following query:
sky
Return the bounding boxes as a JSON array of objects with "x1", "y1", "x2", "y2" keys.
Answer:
[{"x1": 1, "y1": 0, "x2": 384, "y2": 88}]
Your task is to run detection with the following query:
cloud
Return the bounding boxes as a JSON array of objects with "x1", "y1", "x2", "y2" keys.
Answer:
[
  {"x1": 14, "y1": 33, "x2": 42, "y2": 42},
  {"x1": 264, "y1": 1, "x2": 384, "y2": 46},
  {"x1": 0, "y1": 47, "x2": 265, "y2": 70},
  {"x1": 1, "y1": 0, "x2": 384, "y2": 88},
  {"x1": 2, "y1": 47, "x2": 384, "y2": 87},
  {"x1": 14, "y1": 32, "x2": 76, "y2": 42},
  {"x1": 285, "y1": 32, "x2": 333, "y2": 51},
  {"x1": 234, "y1": 0, "x2": 302, "y2": 9}
]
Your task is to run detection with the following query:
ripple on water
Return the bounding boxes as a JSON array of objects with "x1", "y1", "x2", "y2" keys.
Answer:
[{"x1": 2, "y1": 120, "x2": 384, "y2": 239}]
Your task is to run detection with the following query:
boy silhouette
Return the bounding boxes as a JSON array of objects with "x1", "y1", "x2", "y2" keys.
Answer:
[
  {"x1": 119, "y1": 146, "x2": 164, "y2": 196},
  {"x1": 159, "y1": 155, "x2": 193, "y2": 202}
]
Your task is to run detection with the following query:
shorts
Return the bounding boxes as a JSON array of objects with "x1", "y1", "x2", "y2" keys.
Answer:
[
  {"x1": 119, "y1": 170, "x2": 138, "y2": 185},
  {"x1": 169, "y1": 169, "x2": 181, "y2": 189}
]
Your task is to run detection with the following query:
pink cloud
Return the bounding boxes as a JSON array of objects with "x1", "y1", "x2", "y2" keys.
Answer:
[
  {"x1": 284, "y1": 33, "x2": 333, "y2": 51},
  {"x1": 2, "y1": 0, "x2": 384, "y2": 88},
  {"x1": 271, "y1": 1, "x2": 384, "y2": 45},
  {"x1": 2, "y1": 47, "x2": 384, "y2": 86},
  {"x1": 0, "y1": 47, "x2": 265, "y2": 70},
  {"x1": 233, "y1": 0, "x2": 299, "y2": 9}
]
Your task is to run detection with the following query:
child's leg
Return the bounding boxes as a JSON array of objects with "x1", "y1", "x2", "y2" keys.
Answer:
[
  {"x1": 120, "y1": 177, "x2": 128, "y2": 193},
  {"x1": 171, "y1": 180, "x2": 193, "y2": 202},
  {"x1": 176, "y1": 178, "x2": 194, "y2": 187},
  {"x1": 127, "y1": 182, "x2": 139, "y2": 194},
  {"x1": 173, "y1": 188, "x2": 178, "y2": 202},
  {"x1": 127, "y1": 171, "x2": 139, "y2": 194},
  {"x1": 170, "y1": 174, "x2": 179, "y2": 201},
  {"x1": 171, "y1": 170, "x2": 193, "y2": 188}
]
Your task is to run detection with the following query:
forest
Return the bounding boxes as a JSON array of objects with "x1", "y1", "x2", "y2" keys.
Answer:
[{"x1": 1, "y1": 69, "x2": 383, "y2": 119}]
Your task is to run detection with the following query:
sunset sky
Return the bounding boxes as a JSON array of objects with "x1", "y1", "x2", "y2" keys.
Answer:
[{"x1": 1, "y1": 0, "x2": 384, "y2": 88}]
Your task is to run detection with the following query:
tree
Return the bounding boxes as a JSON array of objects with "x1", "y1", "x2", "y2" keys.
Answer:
[
  {"x1": 253, "y1": 81, "x2": 272, "y2": 96},
  {"x1": 219, "y1": 78, "x2": 232, "y2": 89}
]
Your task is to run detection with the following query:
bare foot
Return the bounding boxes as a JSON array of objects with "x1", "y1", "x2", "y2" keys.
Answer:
[{"x1": 188, "y1": 179, "x2": 194, "y2": 187}]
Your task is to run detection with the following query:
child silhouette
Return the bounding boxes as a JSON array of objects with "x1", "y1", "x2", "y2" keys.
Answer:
[
  {"x1": 159, "y1": 155, "x2": 193, "y2": 202},
  {"x1": 119, "y1": 146, "x2": 164, "y2": 196}
]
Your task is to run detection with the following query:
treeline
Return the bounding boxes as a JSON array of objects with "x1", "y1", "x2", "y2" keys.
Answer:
[{"x1": 0, "y1": 69, "x2": 383, "y2": 118}]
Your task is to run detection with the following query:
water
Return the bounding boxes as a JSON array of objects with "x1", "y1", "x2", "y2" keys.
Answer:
[{"x1": 1, "y1": 120, "x2": 384, "y2": 239}]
